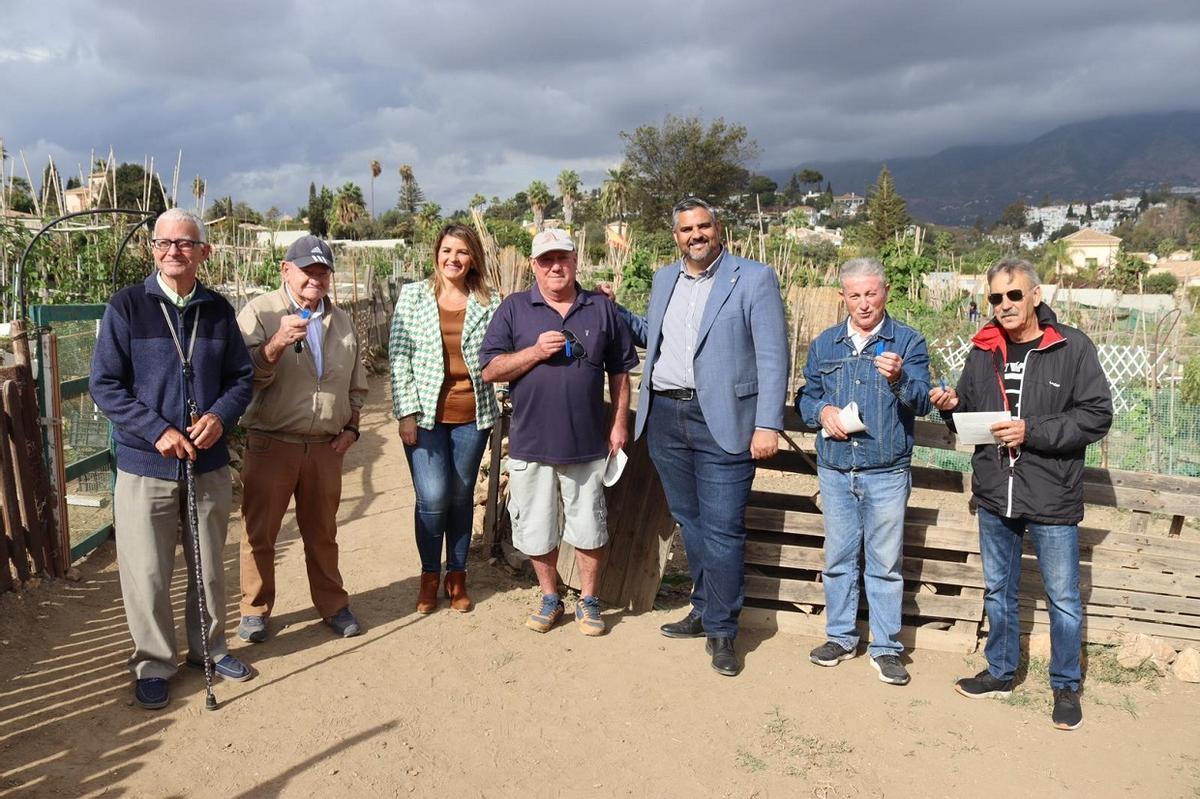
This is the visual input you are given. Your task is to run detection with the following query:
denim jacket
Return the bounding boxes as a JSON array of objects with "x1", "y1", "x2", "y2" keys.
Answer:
[{"x1": 796, "y1": 314, "x2": 931, "y2": 472}]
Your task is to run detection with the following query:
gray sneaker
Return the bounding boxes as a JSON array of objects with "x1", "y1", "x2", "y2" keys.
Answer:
[
  {"x1": 809, "y1": 641, "x2": 856, "y2": 667},
  {"x1": 325, "y1": 607, "x2": 363, "y2": 638},
  {"x1": 871, "y1": 654, "x2": 911, "y2": 685},
  {"x1": 238, "y1": 615, "x2": 268, "y2": 643}
]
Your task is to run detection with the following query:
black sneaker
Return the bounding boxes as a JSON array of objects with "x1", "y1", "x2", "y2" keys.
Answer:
[
  {"x1": 954, "y1": 669, "x2": 1014, "y2": 699},
  {"x1": 809, "y1": 641, "x2": 856, "y2": 667},
  {"x1": 871, "y1": 654, "x2": 911, "y2": 685},
  {"x1": 1052, "y1": 688, "x2": 1083, "y2": 730}
]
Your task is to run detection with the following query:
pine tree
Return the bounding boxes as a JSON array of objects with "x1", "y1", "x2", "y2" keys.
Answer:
[{"x1": 865, "y1": 166, "x2": 910, "y2": 250}]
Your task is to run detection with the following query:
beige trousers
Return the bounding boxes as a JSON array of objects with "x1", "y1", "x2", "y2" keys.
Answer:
[{"x1": 114, "y1": 467, "x2": 231, "y2": 680}]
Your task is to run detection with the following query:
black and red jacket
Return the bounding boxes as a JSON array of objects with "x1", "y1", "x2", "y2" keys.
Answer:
[{"x1": 946, "y1": 303, "x2": 1113, "y2": 525}]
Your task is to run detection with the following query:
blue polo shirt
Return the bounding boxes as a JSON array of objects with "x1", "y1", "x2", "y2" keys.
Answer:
[{"x1": 480, "y1": 283, "x2": 639, "y2": 464}]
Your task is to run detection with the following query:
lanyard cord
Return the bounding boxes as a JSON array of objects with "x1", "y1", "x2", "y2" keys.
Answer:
[{"x1": 158, "y1": 300, "x2": 201, "y2": 418}]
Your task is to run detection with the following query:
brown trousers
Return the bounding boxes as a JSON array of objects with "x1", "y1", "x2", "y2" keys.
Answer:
[{"x1": 240, "y1": 432, "x2": 349, "y2": 619}]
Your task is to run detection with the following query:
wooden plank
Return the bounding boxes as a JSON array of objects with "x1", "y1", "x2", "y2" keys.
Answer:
[
  {"x1": 1, "y1": 379, "x2": 39, "y2": 578},
  {"x1": 1077, "y1": 526, "x2": 1200, "y2": 562},
  {"x1": 0, "y1": 385, "x2": 26, "y2": 588},
  {"x1": 744, "y1": 574, "x2": 984, "y2": 621},
  {"x1": 739, "y1": 606, "x2": 979, "y2": 653},
  {"x1": 1023, "y1": 599, "x2": 1200, "y2": 630},
  {"x1": 1014, "y1": 610, "x2": 1200, "y2": 646},
  {"x1": 480, "y1": 414, "x2": 508, "y2": 554},
  {"x1": 744, "y1": 541, "x2": 986, "y2": 589},
  {"x1": 745, "y1": 506, "x2": 981, "y2": 554},
  {"x1": 1021, "y1": 557, "x2": 1199, "y2": 598},
  {"x1": 1021, "y1": 619, "x2": 1198, "y2": 651},
  {"x1": 7, "y1": 332, "x2": 60, "y2": 576}
]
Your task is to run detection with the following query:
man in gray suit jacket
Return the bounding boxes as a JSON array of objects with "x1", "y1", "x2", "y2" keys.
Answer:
[{"x1": 607, "y1": 197, "x2": 789, "y2": 676}]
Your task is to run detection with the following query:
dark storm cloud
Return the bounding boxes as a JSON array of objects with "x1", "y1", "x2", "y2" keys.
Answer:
[{"x1": 3, "y1": 0, "x2": 1198, "y2": 213}]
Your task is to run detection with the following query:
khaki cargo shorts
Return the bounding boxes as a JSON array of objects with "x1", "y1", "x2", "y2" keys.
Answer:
[{"x1": 506, "y1": 457, "x2": 609, "y2": 557}]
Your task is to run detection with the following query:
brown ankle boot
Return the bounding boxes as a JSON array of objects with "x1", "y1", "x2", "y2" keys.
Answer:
[
  {"x1": 444, "y1": 571, "x2": 472, "y2": 613},
  {"x1": 416, "y1": 572, "x2": 440, "y2": 614}
]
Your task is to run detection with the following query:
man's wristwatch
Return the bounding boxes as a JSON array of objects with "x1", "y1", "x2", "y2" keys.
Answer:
[{"x1": 343, "y1": 424, "x2": 360, "y2": 441}]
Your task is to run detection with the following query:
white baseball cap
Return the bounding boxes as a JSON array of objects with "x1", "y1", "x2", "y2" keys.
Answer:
[{"x1": 530, "y1": 228, "x2": 575, "y2": 259}]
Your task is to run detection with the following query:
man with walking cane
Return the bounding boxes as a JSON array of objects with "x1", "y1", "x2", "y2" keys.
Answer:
[{"x1": 91, "y1": 209, "x2": 255, "y2": 710}]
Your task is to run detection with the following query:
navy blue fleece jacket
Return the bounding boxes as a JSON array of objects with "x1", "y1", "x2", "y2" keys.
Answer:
[{"x1": 89, "y1": 274, "x2": 254, "y2": 480}]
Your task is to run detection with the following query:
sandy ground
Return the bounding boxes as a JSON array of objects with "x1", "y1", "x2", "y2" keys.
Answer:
[{"x1": 2, "y1": 379, "x2": 1199, "y2": 798}]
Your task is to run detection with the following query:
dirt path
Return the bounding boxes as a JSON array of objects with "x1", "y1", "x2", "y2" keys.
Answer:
[{"x1": 2, "y1": 378, "x2": 1198, "y2": 797}]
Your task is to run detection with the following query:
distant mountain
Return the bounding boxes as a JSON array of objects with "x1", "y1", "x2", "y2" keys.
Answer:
[{"x1": 771, "y1": 111, "x2": 1200, "y2": 226}]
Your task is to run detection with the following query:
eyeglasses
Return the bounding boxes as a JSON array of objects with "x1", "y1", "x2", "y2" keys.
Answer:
[
  {"x1": 562, "y1": 328, "x2": 587, "y2": 361},
  {"x1": 151, "y1": 238, "x2": 202, "y2": 253},
  {"x1": 987, "y1": 289, "x2": 1026, "y2": 305}
]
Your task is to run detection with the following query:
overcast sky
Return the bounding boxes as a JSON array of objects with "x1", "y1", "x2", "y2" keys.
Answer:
[{"x1": 3, "y1": 0, "x2": 1199, "y2": 215}]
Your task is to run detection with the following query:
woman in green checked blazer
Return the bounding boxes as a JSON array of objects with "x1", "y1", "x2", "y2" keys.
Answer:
[{"x1": 389, "y1": 223, "x2": 499, "y2": 614}]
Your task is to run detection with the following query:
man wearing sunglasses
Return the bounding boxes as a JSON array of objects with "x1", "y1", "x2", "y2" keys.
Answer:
[
  {"x1": 930, "y1": 257, "x2": 1112, "y2": 731},
  {"x1": 603, "y1": 198, "x2": 789, "y2": 677},
  {"x1": 90, "y1": 209, "x2": 255, "y2": 709},
  {"x1": 480, "y1": 228, "x2": 638, "y2": 636}
]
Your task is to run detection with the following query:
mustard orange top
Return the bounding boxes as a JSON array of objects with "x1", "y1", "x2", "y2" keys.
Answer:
[{"x1": 436, "y1": 305, "x2": 476, "y2": 423}]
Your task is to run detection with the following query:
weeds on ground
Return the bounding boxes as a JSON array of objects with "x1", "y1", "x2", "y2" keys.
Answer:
[
  {"x1": 1085, "y1": 644, "x2": 1161, "y2": 689},
  {"x1": 1091, "y1": 693, "x2": 1139, "y2": 719},
  {"x1": 736, "y1": 749, "x2": 767, "y2": 773},
  {"x1": 1002, "y1": 656, "x2": 1053, "y2": 715},
  {"x1": 763, "y1": 707, "x2": 855, "y2": 778}
]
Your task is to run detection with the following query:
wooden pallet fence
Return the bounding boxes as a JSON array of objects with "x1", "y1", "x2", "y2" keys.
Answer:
[{"x1": 742, "y1": 408, "x2": 1200, "y2": 653}]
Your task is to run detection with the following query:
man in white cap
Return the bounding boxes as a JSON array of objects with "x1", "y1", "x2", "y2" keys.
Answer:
[
  {"x1": 236, "y1": 235, "x2": 369, "y2": 641},
  {"x1": 480, "y1": 228, "x2": 638, "y2": 635}
]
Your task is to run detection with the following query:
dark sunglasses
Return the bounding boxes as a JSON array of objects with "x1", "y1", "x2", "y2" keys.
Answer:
[
  {"x1": 987, "y1": 289, "x2": 1026, "y2": 305},
  {"x1": 562, "y1": 328, "x2": 587, "y2": 360}
]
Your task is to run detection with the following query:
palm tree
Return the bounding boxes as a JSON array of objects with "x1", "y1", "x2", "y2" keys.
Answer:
[
  {"x1": 600, "y1": 166, "x2": 631, "y2": 223},
  {"x1": 192, "y1": 175, "x2": 206, "y2": 215},
  {"x1": 333, "y1": 182, "x2": 366, "y2": 237},
  {"x1": 527, "y1": 180, "x2": 551, "y2": 231},
  {"x1": 369, "y1": 159, "x2": 382, "y2": 218},
  {"x1": 468, "y1": 193, "x2": 487, "y2": 211},
  {"x1": 557, "y1": 169, "x2": 581, "y2": 228}
]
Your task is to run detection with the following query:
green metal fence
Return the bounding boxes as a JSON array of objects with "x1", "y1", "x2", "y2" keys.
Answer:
[{"x1": 30, "y1": 304, "x2": 114, "y2": 561}]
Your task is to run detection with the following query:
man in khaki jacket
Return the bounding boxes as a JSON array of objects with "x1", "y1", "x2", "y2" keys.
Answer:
[{"x1": 236, "y1": 235, "x2": 369, "y2": 641}]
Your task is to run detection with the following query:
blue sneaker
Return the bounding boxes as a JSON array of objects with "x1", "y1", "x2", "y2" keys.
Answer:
[
  {"x1": 135, "y1": 677, "x2": 169, "y2": 710},
  {"x1": 574, "y1": 595, "x2": 606, "y2": 636},
  {"x1": 187, "y1": 654, "x2": 254, "y2": 682},
  {"x1": 525, "y1": 594, "x2": 564, "y2": 633},
  {"x1": 325, "y1": 607, "x2": 363, "y2": 638},
  {"x1": 238, "y1": 615, "x2": 268, "y2": 643}
]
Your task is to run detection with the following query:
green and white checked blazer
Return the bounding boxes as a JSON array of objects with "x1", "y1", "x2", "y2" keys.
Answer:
[{"x1": 388, "y1": 280, "x2": 499, "y2": 430}]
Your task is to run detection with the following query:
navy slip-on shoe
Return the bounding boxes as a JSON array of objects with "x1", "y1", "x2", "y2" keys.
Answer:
[{"x1": 135, "y1": 677, "x2": 169, "y2": 710}]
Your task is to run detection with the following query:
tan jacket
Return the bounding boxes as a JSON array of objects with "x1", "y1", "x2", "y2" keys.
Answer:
[{"x1": 237, "y1": 287, "x2": 369, "y2": 441}]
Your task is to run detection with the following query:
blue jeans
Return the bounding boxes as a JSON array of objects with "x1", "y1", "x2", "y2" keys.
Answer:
[
  {"x1": 647, "y1": 395, "x2": 754, "y2": 639},
  {"x1": 977, "y1": 506, "x2": 1082, "y2": 690},
  {"x1": 403, "y1": 422, "x2": 491, "y2": 573},
  {"x1": 817, "y1": 466, "x2": 910, "y2": 657}
]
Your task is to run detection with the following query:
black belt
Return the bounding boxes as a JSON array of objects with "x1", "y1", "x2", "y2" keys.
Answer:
[{"x1": 653, "y1": 388, "x2": 696, "y2": 401}]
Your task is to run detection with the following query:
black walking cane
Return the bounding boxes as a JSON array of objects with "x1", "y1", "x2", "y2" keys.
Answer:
[{"x1": 184, "y1": 410, "x2": 218, "y2": 711}]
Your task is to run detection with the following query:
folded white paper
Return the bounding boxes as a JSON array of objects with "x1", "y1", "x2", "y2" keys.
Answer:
[
  {"x1": 603, "y1": 449, "x2": 629, "y2": 487},
  {"x1": 953, "y1": 411, "x2": 1014, "y2": 446},
  {"x1": 821, "y1": 401, "x2": 867, "y2": 438}
]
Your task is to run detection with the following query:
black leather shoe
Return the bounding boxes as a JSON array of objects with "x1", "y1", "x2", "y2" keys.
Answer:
[
  {"x1": 706, "y1": 636, "x2": 739, "y2": 676},
  {"x1": 660, "y1": 611, "x2": 705, "y2": 639}
]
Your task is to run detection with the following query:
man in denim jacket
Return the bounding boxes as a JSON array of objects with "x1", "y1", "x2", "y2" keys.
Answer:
[{"x1": 797, "y1": 258, "x2": 930, "y2": 685}]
